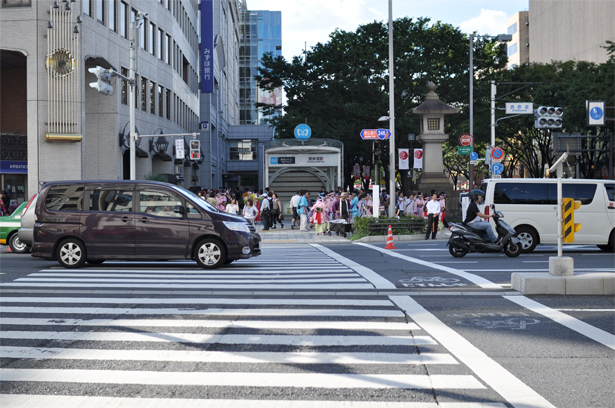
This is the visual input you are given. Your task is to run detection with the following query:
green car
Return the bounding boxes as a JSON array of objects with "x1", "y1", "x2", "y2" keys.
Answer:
[{"x1": 0, "y1": 202, "x2": 29, "y2": 253}]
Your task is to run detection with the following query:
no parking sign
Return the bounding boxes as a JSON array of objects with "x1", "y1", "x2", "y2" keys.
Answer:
[{"x1": 491, "y1": 147, "x2": 504, "y2": 162}]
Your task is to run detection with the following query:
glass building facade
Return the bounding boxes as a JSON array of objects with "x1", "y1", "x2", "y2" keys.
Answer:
[{"x1": 239, "y1": 6, "x2": 282, "y2": 125}]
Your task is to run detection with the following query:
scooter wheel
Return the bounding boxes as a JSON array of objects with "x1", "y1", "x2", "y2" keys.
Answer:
[
  {"x1": 504, "y1": 241, "x2": 522, "y2": 258},
  {"x1": 448, "y1": 239, "x2": 467, "y2": 258}
]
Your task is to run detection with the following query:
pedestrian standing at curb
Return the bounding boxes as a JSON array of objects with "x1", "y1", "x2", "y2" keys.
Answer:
[
  {"x1": 242, "y1": 199, "x2": 257, "y2": 225},
  {"x1": 260, "y1": 193, "x2": 272, "y2": 230},
  {"x1": 298, "y1": 191, "x2": 310, "y2": 232},
  {"x1": 271, "y1": 193, "x2": 284, "y2": 229},
  {"x1": 225, "y1": 198, "x2": 239, "y2": 215},
  {"x1": 425, "y1": 192, "x2": 441, "y2": 240},
  {"x1": 290, "y1": 190, "x2": 301, "y2": 229},
  {"x1": 338, "y1": 192, "x2": 350, "y2": 221}
]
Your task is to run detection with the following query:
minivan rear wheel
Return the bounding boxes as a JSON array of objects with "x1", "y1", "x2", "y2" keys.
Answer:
[
  {"x1": 195, "y1": 238, "x2": 226, "y2": 269},
  {"x1": 515, "y1": 226, "x2": 538, "y2": 253},
  {"x1": 57, "y1": 239, "x2": 86, "y2": 268}
]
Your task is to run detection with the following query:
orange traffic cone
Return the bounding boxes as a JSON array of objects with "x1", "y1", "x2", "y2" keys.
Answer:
[{"x1": 384, "y1": 224, "x2": 396, "y2": 249}]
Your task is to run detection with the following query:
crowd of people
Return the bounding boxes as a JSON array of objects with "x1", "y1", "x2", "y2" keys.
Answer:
[{"x1": 192, "y1": 186, "x2": 449, "y2": 238}]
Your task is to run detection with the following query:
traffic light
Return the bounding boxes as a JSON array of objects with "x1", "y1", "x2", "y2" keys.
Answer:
[
  {"x1": 88, "y1": 66, "x2": 113, "y2": 95},
  {"x1": 562, "y1": 197, "x2": 581, "y2": 243},
  {"x1": 189, "y1": 139, "x2": 200, "y2": 160},
  {"x1": 534, "y1": 106, "x2": 563, "y2": 129}
]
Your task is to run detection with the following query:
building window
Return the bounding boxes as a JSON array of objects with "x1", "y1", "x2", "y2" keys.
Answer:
[
  {"x1": 82, "y1": 0, "x2": 91, "y2": 16},
  {"x1": 166, "y1": 89, "x2": 171, "y2": 119},
  {"x1": 120, "y1": 67, "x2": 128, "y2": 105},
  {"x1": 108, "y1": 0, "x2": 116, "y2": 31},
  {"x1": 157, "y1": 29, "x2": 163, "y2": 59},
  {"x1": 141, "y1": 77, "x2": 147, "y2": 111},
  {"x1": 508, "y1": 42, "x2": 518, "y2": 57},
  {"x1": 427, "y1": 118, "x2": 440, "y2": 130},
  {"x1": 150, "y1": 81, "x2": 156, "y2": 114},
  {"x1": 95, "y1": 0, "x2": 104, "y2": 24},
  {"x1": 508, "y1": 22, "x2": 518, "y2": 35},
  {"x1": 140, "y1": 18, "x2": 146, "y2": 50},
  {"x1": 120, "y1": 1, "x2": 127, "y2": 37},
  {"x1": 165, "y1": 34, "x2": 171, "y2": 64},
  {"x1": 149, "y1": 22, "x2": 155, "y2": 55},
  {"x1": 0, "y1": 0, "x2": 32, "y2": 7},
  {"x1": 229, "y1": 139, "x2": 257, "y2": 161},
  {"x1": 158, "y1": 85, "x2": 163, "y2": 117}
]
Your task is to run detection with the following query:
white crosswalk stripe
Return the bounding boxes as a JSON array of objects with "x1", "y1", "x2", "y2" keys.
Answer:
[{"x1": 0, "y1": 245, "x2": 508, "y2": 406}]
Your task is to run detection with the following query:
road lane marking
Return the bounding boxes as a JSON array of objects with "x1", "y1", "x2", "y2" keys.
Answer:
[
  {"x1": 0, "y1": 369, "x2": 482, "y2": 389},
  {"x1": 0, "y1": 297, "x2": 393, "y2": 306},
  {"x1": 311, "y1": 244, "x2": 396, "y2": 289},
  {"x1": 555, "y1": 309, "x2": 615, "y2": 312},
  {"x1": 0, "y1": 306, "x2": 405, "y2": 317},
  {"x1": 0, "y1": 282, "x2": 376, "y2": 290},
  {"x1": 390, "y1": 296, "x2": 556, "y2": 408},
  {"x1": 434, "y1": 262, "x2": 479, "y2": 264},
  {"x1": 0, "y1": 395, "x2": 508, "y2": 408},
  {"x1": 522, "y1": 261, "x2": 550, "y2": 263},
  {"x1": 16, "y1": 277, "x2": 368, "y2": 284},
  {"x1": 504, "y1": 296, "x2": 615, "y2": 350},
  {"x1": 0, "y1": 347, "x2": 454, "y2": 365},
  {"x1": 356, "y1": 243, "x2": 503, "y2": 289},
  {"x1": 0, "y1": 318, "x2": 418, "y2": 331},
  {"x1": 0, "y1": 331, "x2": 436, "y2": 345},
  {"x1": 30, "y1": 273, "x2": 360, "y2": 279}
]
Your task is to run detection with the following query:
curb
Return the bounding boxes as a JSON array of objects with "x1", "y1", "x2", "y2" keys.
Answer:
[
  {"x1": 512, "y1": 272, "x2": 615, "y2": 295},
  {"x1": 354, "y1": 232, "x2": 451, "y2": 243}
]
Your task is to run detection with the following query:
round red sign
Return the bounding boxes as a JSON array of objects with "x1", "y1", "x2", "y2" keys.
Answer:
[
  {"x1": 414, "y1": 150, "x2": 423, "y2": 159},
  {"x1": 399, "y1": 151, "x2": 409, "y2": 160},
  {"x1": 459, "y1": 133, "x2": 473, "y2": 147}
]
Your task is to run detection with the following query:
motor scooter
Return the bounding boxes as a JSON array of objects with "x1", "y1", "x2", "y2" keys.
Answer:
[{"x1": 447, "y1": 204, "x2": 521, "y2": 258}]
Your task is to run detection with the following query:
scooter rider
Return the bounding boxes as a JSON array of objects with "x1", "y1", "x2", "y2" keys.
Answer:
[{"x1": 464, "y1": 190, "x2": 498, "y2": 243}]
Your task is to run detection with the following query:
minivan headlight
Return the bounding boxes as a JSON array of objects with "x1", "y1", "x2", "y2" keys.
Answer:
[{"x1": 223, "y1": 221, "x2": 251, "y2": 233}]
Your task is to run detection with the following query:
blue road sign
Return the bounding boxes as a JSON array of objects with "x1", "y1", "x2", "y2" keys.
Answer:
[
  {"x1": 377, "y1": 129, "x2": 390, "y2": 140},
  {"x1": 294, "y1": 124, "x2": 312, "y2": 140},
  {"x1": 492, "y1": 162, "x2": 504, "y2": 175},
  {"x1": 590, "y1": 106, "x2": 604, "y2": 120},
  {"x1": 470, "y1": 152, "x2": 478, "y2": 161}
]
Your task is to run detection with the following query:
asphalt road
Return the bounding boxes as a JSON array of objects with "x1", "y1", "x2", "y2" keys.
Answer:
[{"x1": 0, "y1": 242, "x2": 613, "y2": 407}]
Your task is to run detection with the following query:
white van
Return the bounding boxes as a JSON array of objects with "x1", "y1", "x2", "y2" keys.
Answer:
[{"x1": 478, "y1": 178, "x2": 614, "y2": 252}]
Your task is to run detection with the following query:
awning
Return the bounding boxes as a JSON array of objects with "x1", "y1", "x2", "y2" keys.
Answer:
[{"x1": 154, "y1": 151, "x2": 172, "y2": 161}]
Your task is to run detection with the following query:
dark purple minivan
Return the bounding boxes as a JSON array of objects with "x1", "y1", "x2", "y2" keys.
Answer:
[{"x1": 32, "y1": 180, "x2": 261, "y2": 268}]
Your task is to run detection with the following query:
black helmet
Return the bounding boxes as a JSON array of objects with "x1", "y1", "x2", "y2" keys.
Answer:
[{"x1": 470, "y1": 189, "x2": 485, "y2": 202}]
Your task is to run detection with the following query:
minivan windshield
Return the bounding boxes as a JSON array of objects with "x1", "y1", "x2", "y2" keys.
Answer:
[{"x1": 173, "y1": 186, "x2": 220, "y2": 213}]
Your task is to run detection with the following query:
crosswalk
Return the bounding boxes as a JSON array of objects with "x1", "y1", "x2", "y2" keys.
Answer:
[{"x1": 0, "y1": 245, "x2": 512, "y2": 407}]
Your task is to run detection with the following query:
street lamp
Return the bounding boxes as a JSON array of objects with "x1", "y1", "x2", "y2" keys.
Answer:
[
  {"x1": 469, "y1": 33, "x2": 511, "y2": 189},
  {"x1": 387, "y1": 0, "x2": 395, "y2": 218}
]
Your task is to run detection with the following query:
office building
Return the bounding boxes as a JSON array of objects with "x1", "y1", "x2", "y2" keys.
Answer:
[{"x1": 506, "y1": 11, "x2": 530, "y2": 69}]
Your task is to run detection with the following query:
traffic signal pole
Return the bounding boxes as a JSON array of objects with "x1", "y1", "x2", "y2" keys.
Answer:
[{"x1": 548, "y1": 152, "x2": 574, "y2": 276}]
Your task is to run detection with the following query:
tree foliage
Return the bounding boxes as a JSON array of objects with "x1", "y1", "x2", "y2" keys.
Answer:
[{"x1": 255, "y1": 17, "x2": 506, "y2": 188}]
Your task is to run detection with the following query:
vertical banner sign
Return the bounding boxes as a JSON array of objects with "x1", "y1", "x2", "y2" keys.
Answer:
[
  {"x1": 175, "y1": 139, "x2": 185, "y2": 160},
  {"x1": 353, "y1": 163, "x2": 361, "y2": 180},
  {"x1": 398, "y1": 148, "x2": 409, "y2": 170},
  {"x1": 362, "y1": 165, "x2": 370, "y2": 180},
  {"x1": 413, "y1": 149, "x2": 423, "y2": 170},
  {"x1": 200, "y1": 0, "x2": 214, "y2": 93}
]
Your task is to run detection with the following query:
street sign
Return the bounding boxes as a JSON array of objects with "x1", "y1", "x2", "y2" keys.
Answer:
[
  {"x1": 175, "y1": 139, "x2": 185, "y2": 160},
  {"x1": 469, "y1": 152, "x2": 478, "y2": 161},
  {"x1": 587, "y1": 100, "x2": 605, "y2": 126},
  {"x1": 491, "y1": 147, "x2": 504, "y2": 162},
  {"x1": 458, "y1": 146, "x2": 472, "y2": 155},
  {"x1": 506, "y1": 102, "x2": 533, "y2": 114},
  {"x1": 458, "y1": 133, "x2": 473, "y2": 147},
  {"x1": 294, "y1": 124, "x2": 312, "y2": 140},
  {"x1": 470, "y1": 160, "x2": 479, "y2": 165},
  {"x1": 361, "y1": 129, "x2": 390, "y2": 140},
  {"x1": 492, "y1": 162, "x2": 504, "y2": 176}
]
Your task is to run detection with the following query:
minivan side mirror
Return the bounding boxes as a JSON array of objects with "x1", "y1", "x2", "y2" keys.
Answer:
[
  {"x1": 173, "y1": 205, "x2": 185, "y2": 215},
  {"x1": 491, "y1": 204, "x2": 495, "y2": 210}
]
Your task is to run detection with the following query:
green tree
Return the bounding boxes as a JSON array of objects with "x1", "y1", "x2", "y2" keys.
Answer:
[{"x1": 255, "y1": 17, "x2": 506, "y2": 188}]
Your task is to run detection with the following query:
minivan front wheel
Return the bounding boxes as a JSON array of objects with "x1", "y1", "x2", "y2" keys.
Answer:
[
  {"x1": 195, "y1": 238, "x2": 226, "y2": 269},
  {"x1": 57, "y1": 239, "x2": 86, "y2": 268}
]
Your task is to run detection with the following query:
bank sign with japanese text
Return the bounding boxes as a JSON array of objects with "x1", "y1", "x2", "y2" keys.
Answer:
[
  {"x1": 269, "y1": 154, "x2": 338, "y2": 167},
  {"x1": 200, "y1": 0, "x2": 214, "y2": 93}
]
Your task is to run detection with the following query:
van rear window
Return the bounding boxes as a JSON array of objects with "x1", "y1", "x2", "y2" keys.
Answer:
[
  {"x1": 605, "y1": 184, "x2": 615, "y2": 201},
  {"x1": 494, "y1": 182, "x2": 597, "y2": 205},
  {"x1": 45, "y1": 185, "x2": 84, "y2": 211}
]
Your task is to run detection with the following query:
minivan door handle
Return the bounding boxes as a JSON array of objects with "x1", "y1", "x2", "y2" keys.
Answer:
[
  {"x1": 121, "y1": 216, "x2": 130, "y2": 223},
  {"x1": 140, "y1": 217, "x2": 149, "y2": 223}
]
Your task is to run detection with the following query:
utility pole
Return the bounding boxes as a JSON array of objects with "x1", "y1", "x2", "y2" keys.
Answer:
[
  {"x1": 387, "y1": 0, "x2": 395, "y2": 217},
  {"x1": 129, "y1": 12, "x2": 145, "y2": 180}
]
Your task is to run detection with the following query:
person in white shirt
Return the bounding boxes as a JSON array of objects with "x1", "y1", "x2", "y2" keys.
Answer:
[
  {"x1": 242, "y1": 199, "x2": 257, "y2": 225},
  {"x1": 225, "y1": 198, "x2": 239, "y2": 215},
  {"x1": 425, "y1": 192, "x2": 441, "y2": 240},
  {"x1": 290, "y1": 190, "x2": 301, "y2": 230}
]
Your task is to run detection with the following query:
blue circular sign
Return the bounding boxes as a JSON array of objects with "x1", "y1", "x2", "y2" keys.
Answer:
[
  {"x1": 377, "y1": 129, "x2": 390, "y2": 140},
  {"x1": 294, "y1": 124, "x2": 312, "y2": 140},
  {"x1": 590, "y1": 106, "x2": 604, "y2": 120},
  {"x1": 492, "y1": 162, "x2": 504, "y2": 175},
  {"x1": 470, "y1": 152, "x2": 478, "y2": 161}
]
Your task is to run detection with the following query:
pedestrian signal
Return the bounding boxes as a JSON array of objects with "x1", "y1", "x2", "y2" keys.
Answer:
[
  {"x1": 190, "y1": 140, "x2": 200, "y2": 160},
  {"x1": 562, "y1": 197, "x2": 581, "y2": 243}
]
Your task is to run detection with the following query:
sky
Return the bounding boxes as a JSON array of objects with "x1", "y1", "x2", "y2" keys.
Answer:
[{"x1": 243, "y1": 0, "x2": 529, "y2": 60}]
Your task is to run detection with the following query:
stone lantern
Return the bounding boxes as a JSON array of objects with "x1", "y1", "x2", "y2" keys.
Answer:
[{"x1": 407, "y1": 82, "x2": 460, "y2": 216}]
